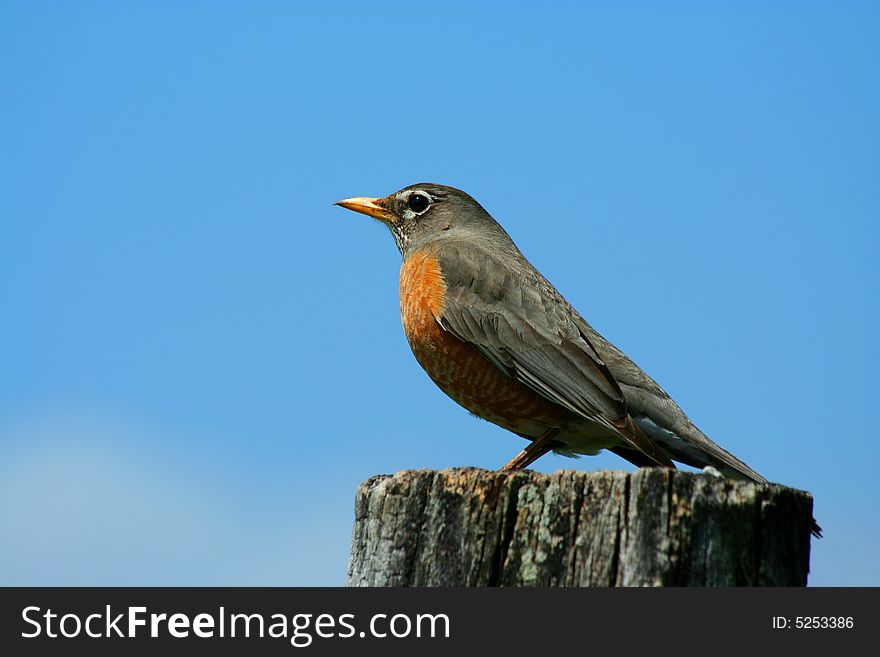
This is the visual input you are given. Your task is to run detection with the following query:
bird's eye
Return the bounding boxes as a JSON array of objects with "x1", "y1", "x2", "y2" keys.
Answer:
[{"x1": 407, "y1": 193, "x2": 430, "y2": 213}]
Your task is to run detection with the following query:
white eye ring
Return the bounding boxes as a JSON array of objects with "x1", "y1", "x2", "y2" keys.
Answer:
[{"x1": 405, "y1": 191, "x2": 432, "y2": 214}]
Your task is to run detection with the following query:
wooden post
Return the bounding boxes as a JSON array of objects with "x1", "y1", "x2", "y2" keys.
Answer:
[{"x1": 347, "y1": 467, "x2": 814, "y2": 586}]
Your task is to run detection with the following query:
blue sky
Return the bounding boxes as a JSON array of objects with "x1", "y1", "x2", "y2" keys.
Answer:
[{"x1": 1, "y1": 1, "x2": 877, "y2": 586}]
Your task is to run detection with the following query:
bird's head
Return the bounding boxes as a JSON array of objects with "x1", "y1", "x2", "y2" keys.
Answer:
[{"x1": 336, "y1": 183, "x2": 511, "y2": 257}]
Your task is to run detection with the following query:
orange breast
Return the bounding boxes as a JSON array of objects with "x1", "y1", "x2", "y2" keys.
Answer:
[{"x1": 399, "y1": 248, "x2": 560, "y2": 435}]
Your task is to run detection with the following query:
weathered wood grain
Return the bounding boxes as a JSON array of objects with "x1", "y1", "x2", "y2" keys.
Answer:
[{"x1": 347, "y1": 468, "x2": 813, "y2": 586}]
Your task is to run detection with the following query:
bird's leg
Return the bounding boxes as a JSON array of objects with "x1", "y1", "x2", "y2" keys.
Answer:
[{"x1": 499, "y1": 429, "x2": 560, "y2": 472}]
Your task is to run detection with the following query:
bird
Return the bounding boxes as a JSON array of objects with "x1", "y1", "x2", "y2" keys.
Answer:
[{"x1": 336, "y1": 183, "x2": 821, "y2": 538}]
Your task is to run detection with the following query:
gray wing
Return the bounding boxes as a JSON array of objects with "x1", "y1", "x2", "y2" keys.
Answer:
[
  {"x1": 435, "y1": 243, "x2": 673, "y2": 466},
  {"x1": 585, "y1": 325, "x2": 770, "y2": 482}
]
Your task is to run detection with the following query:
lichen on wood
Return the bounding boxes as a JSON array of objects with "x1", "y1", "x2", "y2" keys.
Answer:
[{"x1": 347, "y1": 468, "x2": 813, "y2": 587}]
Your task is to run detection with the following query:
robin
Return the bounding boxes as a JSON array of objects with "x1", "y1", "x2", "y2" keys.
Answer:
[{"x1": 337, "y1": 183, "x2": 820, "y2": 537}]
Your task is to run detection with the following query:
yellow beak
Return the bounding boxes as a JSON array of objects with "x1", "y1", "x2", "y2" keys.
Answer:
[{"x1": 335, "y1": 196, "x2": 398, "y2": 224}]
